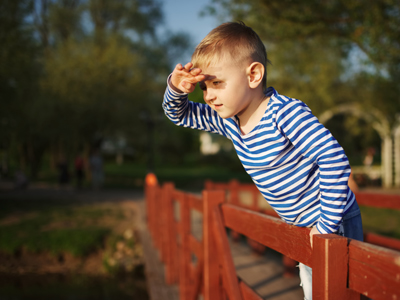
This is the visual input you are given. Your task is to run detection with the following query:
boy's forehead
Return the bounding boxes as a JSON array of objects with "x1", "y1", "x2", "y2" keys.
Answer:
[{"x1": 200, "y1": 59, "x2": 246, "y2": 79}]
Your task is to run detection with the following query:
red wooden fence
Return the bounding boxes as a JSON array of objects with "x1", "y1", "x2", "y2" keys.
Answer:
[
  {"x1": 145, "y1": 180, "x2": 400, "y2": 300},
  {"x1": 205, "y1": 179, "x2": 400, "y2": 252}
]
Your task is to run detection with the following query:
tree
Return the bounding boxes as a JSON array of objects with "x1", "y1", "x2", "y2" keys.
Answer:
[
  {"x1": 209, "y1": 0, "x2": 400, "y2": 123},
  {"x1": 0, "y1": 0, "x2": 44, "y2": 176},
  {"x1": 206, "y1": 0, "x2": 400, "y2": 166},
  {"x1": 1, "y1": 0, "x2": 192, "y2": 178}
]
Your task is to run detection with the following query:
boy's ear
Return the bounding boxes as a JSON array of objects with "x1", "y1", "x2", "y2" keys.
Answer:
[{"x1": 247, "y1": 62, "x2": 264, "y2": 89}]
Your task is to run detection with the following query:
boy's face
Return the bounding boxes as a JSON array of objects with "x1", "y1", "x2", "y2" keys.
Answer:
[{"x1": 198, "y1": 57, "x2": 253, "y2": 119}]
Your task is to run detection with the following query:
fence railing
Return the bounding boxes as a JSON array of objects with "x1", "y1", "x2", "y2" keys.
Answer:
[
  {"x1": 145, "y1": 180, "x2": 400, "y2": 300},
  {"x1": 205, "y1": 179, "x2": 400, "y2": 252}
]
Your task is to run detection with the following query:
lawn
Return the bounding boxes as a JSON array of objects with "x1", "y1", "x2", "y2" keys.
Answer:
[
  {"x1": 0, "y1": 192, "x2": 148, "y2": 299},
  {"x1": 0, "y1": 198, "x2": 118, "y2": 257},
  {"x1": 359, "y1": 205, "x2": 400, "y2": 240}
]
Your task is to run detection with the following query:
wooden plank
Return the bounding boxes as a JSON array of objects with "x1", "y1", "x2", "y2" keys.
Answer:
[
  {"x1": 221, "y1": 203, "x2": 312, "y2": 266},
  {"x1": 229, "y1": 180, "x2": 240, "y2": 206},
  {"x1": 259, "y1": 208, "x2": 279, "y2": 218},
  {"x1": 203, "y1": 190, "x2": 225, "y2": 300},
  {"x1": 355, "y1": 192, "x2": 400, "y2": 210},
  {"x1": 189, "y1": 235, "x2": 202, "y2": 261},
  {"x1": 188, "y1": 194, "x2": 203, "y2": 212},
  {"x1": 137, "y1": 200, "x2": 179, "y2": 300},
  {"x1": 212, "y1": 206, "x2": 243, "y2": 300},
  {"x1": 312, "y1": 234, "x2": 359, "y2": 300},
  {"x1": 348, "y1": 239, "x2": 400, "y2": 300},
  {"x1": 160, "y1": 185, "x2": 168, "y2": 263},
  {"x1": 190, "y1": 256, "x2": 204, "y2": 300},
  {"x1": 179, "y1": 192, "x2": 191, "y2": 300},
  {"x1": 172, "y1": 190, "x2": 185, "y2": 203},
  {"x1": 238, "y1": 278, "x2": 263, "y2": 300},
  {"x1": 164, "y1": 182, "x2": 178, "y2": 284},
  {"x1": 364, "y1": 232, "x2": 400, "y2": 252}
]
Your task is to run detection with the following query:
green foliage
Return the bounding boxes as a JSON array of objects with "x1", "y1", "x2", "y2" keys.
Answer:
[
  {"x1": 0, "y1": 201, "x2": 120, "y2": 257},
  {"x1": 0, "y1": 0, "x2": 191, "y2": 178},
  {"x1": 103, "y1": 161, "x2": 251, "y2": 191},
  {"x1": 205, "y1": 0, "x2": 400, "y2": 161},
  {"x1": 0, "y1": 220, "x2": 109, "y2": 257},
  {"x1": 360, "y1": 206, "x2": 400, "y2": 239}
]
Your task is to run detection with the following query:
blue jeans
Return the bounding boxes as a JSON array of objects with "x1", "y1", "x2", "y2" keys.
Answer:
[{"x1": 299, "y1": 201, "x2": 364, "y2": 300}]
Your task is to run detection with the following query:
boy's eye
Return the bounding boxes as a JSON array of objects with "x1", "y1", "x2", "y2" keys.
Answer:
[{"x1": 213, "y1": 81, "x2": 221, "y2": 85}]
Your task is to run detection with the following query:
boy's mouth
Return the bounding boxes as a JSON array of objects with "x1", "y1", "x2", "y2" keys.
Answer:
[{"x1": 214, "y1": 104, "x2": 223, "y2": 109}]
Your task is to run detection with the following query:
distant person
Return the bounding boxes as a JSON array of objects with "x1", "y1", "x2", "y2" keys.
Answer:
[
  {"x1": 57, "y1": 156, "x2": 70, "y2": 186},
  {"x1": 89, "y1": 150, "x2": 104, "y2": 189},
  {"x1": 162, "y1": 22, "x2": 363, "y2": 299},
  {"x1": 363, "y1": 147, "x2": 375, "y2": 168},
  {"x1": 74, "y1": 153, "x2": 85, "y2": 189}
]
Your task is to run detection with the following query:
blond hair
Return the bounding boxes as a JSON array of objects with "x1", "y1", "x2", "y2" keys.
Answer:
[{"x1": 192, "y1": 22, "x2": 269, "y2": 89}]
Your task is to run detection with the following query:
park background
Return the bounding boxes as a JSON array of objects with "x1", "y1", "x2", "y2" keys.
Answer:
[
  {"x1": 0, "y1": 1, "x2": 400, "y2": 299},
  {"x1": 1, "y1": 0, "x2": 400, "y2": 191}
]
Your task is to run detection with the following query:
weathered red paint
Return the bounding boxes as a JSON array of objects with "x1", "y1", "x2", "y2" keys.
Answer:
[
  {"x1": 312, "y1": 234, "x2": 359, "y2": 300},
  {"x1": 349, "y1": 239, "x2": 400, "y2": 300},
  {"x1": 203, "y1": 190, "x2": 225, "y2": 300},
  {"x1": 145, "y1": 180, "x2": 400, "y2": 300}
]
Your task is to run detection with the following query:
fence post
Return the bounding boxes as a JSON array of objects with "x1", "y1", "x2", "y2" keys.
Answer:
[
  {"x1": 251, "y1": 188, "x2": 258, "y2": 211},
  {"x1": 203, "y1": 190, "x2": 225, "y2": 300},
  {"x1": 145, "y1": 173, "x2": 158, "y2": 241},
  {"x1": 163, "y1": 182, "x2": 179, "y2": 284},
  {"x1": 313, "y1": 234, "x2": 360, "y2": 300},
  {"x1": 179, "y1": 193, "x2": 191, "y2": 300},
  {"x1": 204, "y1": 179, "x2": 213, "y2": 190},
  {"x1": 145, "y1": 183, "x2": 153, "y2": 238},
  {"x1": 153, "y1": 185, "x2": 163, "y2": 251},
  {"x1": 159, "y1": 184, "x2": 167, "y2": 263},
  {"x1": 229, "y1": 179, "x2": 240, "y2": 206}
]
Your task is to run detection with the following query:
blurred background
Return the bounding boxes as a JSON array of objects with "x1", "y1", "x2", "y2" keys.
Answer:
[
  {"x1": 0, "y1": 1, "x2": 399, "y2": 299},
  {"x1": 1, "y1": 0, "x2": 400, "y2": 191}
]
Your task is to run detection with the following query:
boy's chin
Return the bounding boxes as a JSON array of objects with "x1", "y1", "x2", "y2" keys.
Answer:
[{"x1": 215, "y1": 112, "x2": 234, "y2": 119}]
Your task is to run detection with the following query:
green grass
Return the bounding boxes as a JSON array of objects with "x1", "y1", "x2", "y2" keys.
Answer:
[
  {"x1": 360, "y1": 206, "x2": 400, "y2": 239},
  {"x1": 0, "y1": 224, "x2": 109, "y2": 256},
  {"x1": 0, "y1": 198, "x2": 121, "y2": 257}
]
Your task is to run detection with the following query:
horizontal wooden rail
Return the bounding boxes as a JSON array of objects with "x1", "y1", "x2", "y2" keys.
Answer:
[
  {"x1": 348, "y1": 240, "x2": 400, "y2": 299},
  {"x1": 206, "y1": 179, "x2": 400, "y2": 252},
  {"x1": 355, "y1": 191, "x2": 400, "y2": 209},
  {"x1": 221, "y1": 203, "x2": 312, "y2": 266}
]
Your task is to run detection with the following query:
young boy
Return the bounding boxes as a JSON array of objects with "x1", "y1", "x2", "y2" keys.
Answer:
[{"x1": 162, "y1": 22, "x2": 363, "y2": 299}]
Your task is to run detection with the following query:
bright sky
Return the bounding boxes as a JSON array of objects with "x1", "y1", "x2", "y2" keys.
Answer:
[{"x1": 159, "y1": 0, "x2": 220, "y2": 61}]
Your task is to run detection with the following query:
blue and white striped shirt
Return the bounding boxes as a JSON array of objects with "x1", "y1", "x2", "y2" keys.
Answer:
[{"x1": 163, "y1": 84, "x2": 355, "y2": 234}]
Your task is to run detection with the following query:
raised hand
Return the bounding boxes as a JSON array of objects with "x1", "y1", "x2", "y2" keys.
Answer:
[{"x1": 170, "y1": 62, "x2": 206, "y2": 94}]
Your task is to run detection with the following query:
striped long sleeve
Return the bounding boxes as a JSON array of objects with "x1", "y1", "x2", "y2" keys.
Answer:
[
  {"x1": 163, "y1": 84, "x2": 355, "y2": 234},
  {"x1": 162, "y1": 82, "x2": 230, "y2": 138}
]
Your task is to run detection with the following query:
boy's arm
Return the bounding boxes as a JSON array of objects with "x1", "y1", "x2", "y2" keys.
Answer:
[
  {"x1": 162, "y1": 63, "x2": 230, "y2": 138},
  {"x1": 276, "y1": 100, "x2": 352, "y2": 235}
]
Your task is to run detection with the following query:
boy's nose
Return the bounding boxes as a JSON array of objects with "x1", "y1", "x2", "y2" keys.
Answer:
[{"x1": 203, "y1": 90, "x2": 216, "y2": 103}]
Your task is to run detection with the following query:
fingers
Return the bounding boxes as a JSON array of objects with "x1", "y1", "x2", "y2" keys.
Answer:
[
  {"x1": 190, "y1": 67, "x2": 202, "y2": 76},
  {"x1": 172, "y1": 62, "x2": 205, "y2": 93},
  {"x1": 309, "y1": 226, "x2": 320, "y2": 248},
  {"x1": 175, "y1": 63, "x2": 183, "y2": 71},
  {"x1": 183, "y1": 62, "x2": 193, "y2": 70},
  {"x1": 175, "y1": 62, "x2": 192, "y2": 71},
  {"x1": 175, "y1": 63, "x2": 202, "y2": 75}
]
